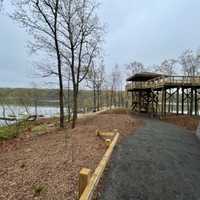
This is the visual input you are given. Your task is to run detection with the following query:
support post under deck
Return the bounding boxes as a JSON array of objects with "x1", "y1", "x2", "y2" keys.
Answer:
[
  {"x1": 164, "y1": 88, "x2": 167, "y2": 116},
  {"x1": 176, "y1": 87, "x2": 179, "y2": 115},
  {"x1": 182, "y1": 88, "x2": 184, "y2": 115},
  {"x1": 138, "y1": 91, "x2": 141, "y2": 112},
  {"x1": 161, "y1": 88, "x2": 166, "y2": 116},
  {"x1": 195, "y1": 88, "x2": 198, "y2": 116},
  {"x1": 190, "y1": 88, "x2": 194, "y2": 115}
]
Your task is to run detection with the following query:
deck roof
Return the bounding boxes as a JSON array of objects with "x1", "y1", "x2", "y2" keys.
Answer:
[{"x1": 126, "y1": 72, "x2": 164, "y2": 82}]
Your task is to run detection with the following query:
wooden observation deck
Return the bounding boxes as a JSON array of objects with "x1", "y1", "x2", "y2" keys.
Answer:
[{"x1": 126, "y1": 72, "x2": 200, "y2": 116}]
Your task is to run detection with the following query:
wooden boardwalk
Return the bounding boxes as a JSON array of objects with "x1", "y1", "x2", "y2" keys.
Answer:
[
  {"x1": 126, "y1": 73, "x2": 200, "y2": 116},
  {"x1": 126, "y1": 75, "x2": 200, "y2": 91}
]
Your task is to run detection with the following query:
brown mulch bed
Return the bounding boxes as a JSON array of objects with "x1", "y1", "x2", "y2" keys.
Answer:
[
  {"x1": 162, "y1": 114, "x2": 200, "y2": 131},
  {"x1": 0, "y1": 112, "x2": 141, "y2": 200}
]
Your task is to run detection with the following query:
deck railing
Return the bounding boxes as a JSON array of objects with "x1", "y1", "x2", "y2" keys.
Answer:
[{"x1": 126, "y1": 75, "x2": 200, "y2": 90}]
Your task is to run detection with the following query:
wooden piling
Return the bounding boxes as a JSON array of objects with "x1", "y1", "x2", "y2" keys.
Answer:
[
  {"x1": 161, "y1": 88, "x2": 164, "y2": 116},
  {"x1": 195, "y1": 88, "x2": 198, "y2": 116},
  {"x1": 138, "y1": 91, "x2": 141, "y2": 112},
  {"x1": 105, "y1": 139, "x2": 111, "y2": 147},
  {"x1": 168, "y1": 89, "x2": 171, "y2": 113},
  {"x1": 79, "y1": 168, "x2": 92, "y2": 198},
  {"x1": 164, "y1": 88, "x2": 167, "y2": 116},
  {"x1": 190, "y1": 88, "x2": 194, "y2": 115},
  {"x1": 176, "y1": 87, "x2": 179, "y2": 115},
  {"x1": 182, "y1": 87, "x2": 184, "y2": 115}
]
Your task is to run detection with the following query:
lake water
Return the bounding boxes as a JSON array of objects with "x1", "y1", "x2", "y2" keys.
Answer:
[{"x1": 0, "y1": 105, "x2": 61, "y2": 126}]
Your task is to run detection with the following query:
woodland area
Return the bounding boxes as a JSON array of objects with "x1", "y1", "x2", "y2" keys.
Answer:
[
  {"x1": 1, "y1": 1, "x2": 200, "y2": 200},
  {"x1": 0, "y1": 0, "x2": 128, "y2": 129},
  {"x1": 1, "y1": 0, "x2": 200, "y2": 129}
]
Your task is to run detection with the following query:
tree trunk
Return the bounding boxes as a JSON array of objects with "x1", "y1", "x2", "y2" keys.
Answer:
[
  {"x1": 110, "y1": 92, "x2": 112, "y2": 109},
  {"x1": 34, "y1": 99, "x2": 38, "y2": 119},
  {"x1": 58, "y1": 73, "x2": 64, "y2": 128},
  {"x1": 54, "y1": 0, "x2": 64, "y2": 128},
  {"x1": 67, "y1": 77, "x2": 71, "y2": 122},
  {"x1": 97, "y1": 87, "x2": 100, "y2": 111},
  {"x1": 93, "y1": 85, "x2": 96, "y2": 112},
  {"x1": 72, "y1": 86, "x2": 78, "y2": 129},
  {"x1": 99, "y1": 88, "x2": 102, "y2": 110},
  {"x1": 55, "y1": 42, "x2": 64, "y2": 128}
]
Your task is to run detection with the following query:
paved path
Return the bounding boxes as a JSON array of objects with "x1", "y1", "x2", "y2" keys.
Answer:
[{"x1": 100, "y1": 118, "x2": 200, "y2": 200}]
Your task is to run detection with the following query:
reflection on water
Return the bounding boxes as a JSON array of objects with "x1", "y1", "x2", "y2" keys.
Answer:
[{"x1": 0, "y1": 105, "x2": 61, "y2": 126}]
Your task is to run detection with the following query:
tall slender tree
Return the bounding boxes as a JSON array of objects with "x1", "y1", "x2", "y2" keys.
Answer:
[
  {"x1": 86, "y1": 59, "x2": 105, "y2": 111},
  {"x1": 11, "y1": 0, "x2": 103, "y2": 128},
  {"x1": 59, "y1": 0, "x2": 103, "y2": 128},
  {"x1": 12, "y1": 0, "x2": 65, "y2": 128}
]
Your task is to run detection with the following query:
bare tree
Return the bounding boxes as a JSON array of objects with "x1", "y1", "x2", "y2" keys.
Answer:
[
  {"x1": 96, "y1": 62, "x2": 105, "y2": 111},
  {"x1": 12, "y1": 0, "x2": 65, "y2": 128},
  {"x1": 110, "y1": 64, "x2": 122, "y2": 108},
  {"x1": 154, "y1": 59, "x2": 177, "y2": 75},
  {"x1": 179, "y1": 49, "x2": 200, "y2": 76},
  {"x1": 153, "y1": 59, "x2": 177, "y2": 113},
  {"x1": 86, "y1": 59, "x2": 105, "y2": 112},
  {"x1": 59, "y1": 0, "x2": 103, "y2": 128},
  {"x1": 30, "y1": 82, "x2": 40, "y2": 118},
  {"x1": 11, "y1": 0, "x2": 103, "y2": 129},
  {"x1": 126, "y1": 61, "x2": 145, "y2": 76},
  {"x1": 103, "y1": 77, "x2": 111, "y2": 108},
  {"x1": 86, "y1": 62, "x2": 98, "y2": 112},
  {"x1": 117, "y1": 69, "x2": 125, "y2": 107}
]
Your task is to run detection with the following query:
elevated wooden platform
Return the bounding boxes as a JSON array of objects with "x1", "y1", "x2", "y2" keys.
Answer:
[
  {"x1": 126, "y1": 73, "x2": 200, "y2": 116},
  {"x1": 126, "y1": 76, "x2": 200, "y2": 91}
]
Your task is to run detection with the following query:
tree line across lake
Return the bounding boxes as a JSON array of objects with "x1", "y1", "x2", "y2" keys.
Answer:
[{"x1": 0, "y1": 87, "x2": 127, "y2": 115}]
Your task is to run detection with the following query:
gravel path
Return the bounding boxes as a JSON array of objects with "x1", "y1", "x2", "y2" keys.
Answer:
[{"x1": 100, "y1": 118, "x2": 200, "y2": 200}]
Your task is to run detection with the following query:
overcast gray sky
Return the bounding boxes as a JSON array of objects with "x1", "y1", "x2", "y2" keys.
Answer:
[{"x1": 1, "y1": 0, "x2": 200, "y2": 87}]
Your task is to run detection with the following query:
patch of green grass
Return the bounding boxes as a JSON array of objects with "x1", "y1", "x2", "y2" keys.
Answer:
[
  {"x1": 0, "y1": 117, "x2": 59, "y2": 141},
  {"x1": 0, "y1": 125, "x2": 20, "y2": 140},
  {"x1": 32, "y1": 124, "x2": 48, "y2": 135},
  {"x1": 0, "y1": 120, "x2": 32, "y2": 141},
  {"x1": 32, "y1": 184, "x2": 46, "y2": 197}
]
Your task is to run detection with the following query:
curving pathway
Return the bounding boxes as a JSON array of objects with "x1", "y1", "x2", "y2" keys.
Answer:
[{"x1": 100, "y1": 118, "x2": 200, "y2": 200}]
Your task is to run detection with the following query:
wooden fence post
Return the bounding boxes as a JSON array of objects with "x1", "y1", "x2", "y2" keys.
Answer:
[
  {"x1": 105, "y1": 139, "x2": 111, "y2": 147},
  {"x1": 79, "y1": 168, "x2": 91, "y2": 198}
]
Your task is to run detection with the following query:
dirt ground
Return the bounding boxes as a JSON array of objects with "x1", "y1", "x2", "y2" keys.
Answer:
[
  {"x1": 0, "y1": 111, "x2": 140, "y2": 200},
  {"x1": 162, "y1": 114, "x2": 200, "y2": 131}
]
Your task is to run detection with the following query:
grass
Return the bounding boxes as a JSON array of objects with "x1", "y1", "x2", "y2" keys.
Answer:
[
  {"x1": 32, "y1": 184, "x2": 46, "y2": 197},
  {"x1": 0, "y1": 118, "x2": 58, "y2": 141},
  {"x1": 0, "y1": 120, "x2": 34, "y2": 140},
  {"x1": 0, "y1": 125, "x2": 20, "y2": 140},
  {"x1": 32, "y1": 124, "x2": 48, "y2": 135}
]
